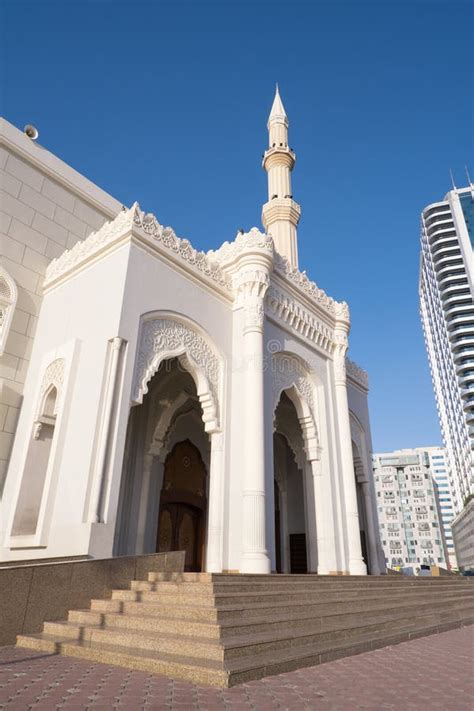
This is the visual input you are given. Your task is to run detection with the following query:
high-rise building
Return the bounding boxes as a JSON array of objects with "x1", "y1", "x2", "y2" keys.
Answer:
[
  {"x1": 419, "y1": 185, "x2": 474, "y2": 514},
  {"x1": 423, "y1": 446, "x2": 457, "y2": 569},
  {"x1": 373, "y1": 448, "x2": 448, "y2": 572}
]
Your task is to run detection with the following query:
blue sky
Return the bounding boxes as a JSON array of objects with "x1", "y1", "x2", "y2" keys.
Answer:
[{"x1": 1, "y1": 0, "x2": 473, "y2": 451}]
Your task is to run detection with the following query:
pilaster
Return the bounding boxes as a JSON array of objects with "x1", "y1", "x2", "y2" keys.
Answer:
[{"x1": 333, "y1": 321, "x2": 367, "y2": 576}]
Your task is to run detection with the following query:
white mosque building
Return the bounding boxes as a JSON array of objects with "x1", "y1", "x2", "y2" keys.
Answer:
[{"x1": 0, "y1": 89, "x2": 385, "y2": 575}]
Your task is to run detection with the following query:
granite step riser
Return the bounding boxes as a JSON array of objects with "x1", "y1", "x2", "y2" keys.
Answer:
[
  {"x1": 40, "y1": 623, "x2": 224, "y2": 661},
  {"x1": 133, "y1": 580, "x2": 471, "y2": 595},
  {"x1": 221, "y1": 610, "x2": 474, "y2": 661},
  {"x1": 112, "y1": 588, "x2": 472, "y2": 607},
  {"x1": 214, "y1": 594, "x2": 474, "y2": 623},
  {"x1": 75, "y1": 596, "x2": 474, "y2": 640},
  {"x1": 90, "y1": 599, "x2": 219, "y2": 621},
  {"x1": 147, "y1": 572, "x2": 470, "y2": 585},
  {"x1": 17, "y1": 617, "x2": 472, "y2": 689},
  {"x1": 220, "y1": 601, "x2": 474, "y2": 639},
  {"x1": 90, "y1": 628, "x2": 224, "y2": 661},
  {"x1": 14, "y1": 636, "x2": 228, "y2": 688},
  {"x1": 43, "y1": 607, "x2": 474, "y2": 664},
  {"x1": 89, "y1": 593, "x2": 473, "y2": 626},
  {"x1": 67, "y1": 600, "x2": 474, "y2": 641},
  {"x1": 225, "y1": 619, "x2": 473, "y2": 686},
  {"x1": 68, "y1": 611, "x2": 221, "y2": 639}
]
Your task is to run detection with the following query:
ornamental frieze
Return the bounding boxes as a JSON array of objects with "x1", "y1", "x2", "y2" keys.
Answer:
[{"x1": 266, "y1": 286, "x2": 334, "y2": 355}]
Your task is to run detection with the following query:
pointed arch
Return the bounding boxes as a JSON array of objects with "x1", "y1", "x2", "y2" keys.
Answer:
[
  {"x1": 132, "y1": 312, "x2": 223, "y2": 433},
  {"x1": 271, "y1": 351, "x2": 320, "y2": 461},
  {"x1": 349, "y1": 411, "x2": 369, "y2": 483},
  {"x1": 0, "y1": 264, "x2": 18, "y2": 356}
]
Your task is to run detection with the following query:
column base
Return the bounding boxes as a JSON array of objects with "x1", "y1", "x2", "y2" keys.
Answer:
[
  {"x1": 349, "y1": 559, "x2": 368, "y2": 575},
  {"x1": 240, "y1": 551, "x2": 271, "y2": 574}
]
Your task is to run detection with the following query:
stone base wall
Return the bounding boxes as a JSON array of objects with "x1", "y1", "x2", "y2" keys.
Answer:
[{"x1": 0, "y1": 551, "x2": 185, "y2": 646}]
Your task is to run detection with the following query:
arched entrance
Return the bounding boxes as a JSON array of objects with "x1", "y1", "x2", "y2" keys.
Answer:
[
  {"x1": 273, "y1": 393, "x2": 309, "y2": 574},
  {"x1": 157, "y1": 440, "x2": 207, "y2": 571},
  {"x1": 114, "y1": 358, "x2": 210, "y2": 564}
]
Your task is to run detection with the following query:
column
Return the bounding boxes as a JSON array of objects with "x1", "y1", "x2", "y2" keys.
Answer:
[
  {"x1": 303, "y1": 462, "x2": 318, "y2": 572},
  {"x1": 362, "y1": 481, "x2": 382, "y2": 575},
  {"x1": 205, "y1": 432, "x2": 225, "y2": 572},
  {"x1": 279, "y1": 488, "x2": 290, "y2": 573},
  {"x1": 333, "y1": 327, "x2": 367, "y2": 575},
  {"x1": 239, "y1": 268, "x2": 272, "y2": 573},
  {"x1": 89, "y1": 337, "x2": 124, "y2": 523}
]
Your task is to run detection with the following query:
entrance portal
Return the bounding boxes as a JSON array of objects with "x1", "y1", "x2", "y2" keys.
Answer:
[
  {"x1": 273, "y1": 392, "x2": 309, "y2": 574},
  {"x1": 157, "y1": 440, "x2": 207, "y2": 571}
]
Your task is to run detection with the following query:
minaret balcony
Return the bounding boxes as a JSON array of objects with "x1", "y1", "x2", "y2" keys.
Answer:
[
  {"x1": 262, "y1": 197, "x2": 301, "y2": 228},
  {"x1": 262, "y1": 146, "x2": 296, "y2": 171}
]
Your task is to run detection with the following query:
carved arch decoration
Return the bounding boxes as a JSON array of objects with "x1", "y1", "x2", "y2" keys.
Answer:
[
  {"x1": 349, "y1": 411, "x2": 369, "y2": 484},
  {"x1": 271, "y1": 352, "x2": 320, "y2": 461},
  {"x1": 132, "y1": 314, "x2": 222, "y2": 433},
  {"x1": 0, "y1": 264, "x2": 18, "y2": 356},
  {"x1": 33, "y1": 358, "x2": 65, "y2": 439},
  {"x1": 274, "y1": 423, "x2": 306, "y2": 473}
]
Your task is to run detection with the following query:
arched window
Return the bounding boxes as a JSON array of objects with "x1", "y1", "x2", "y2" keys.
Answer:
[
  {"x1": 11, "y1": 360, "x2": 64, "y2": 538},
  {"x1": 0, "y1": 266, "x2": 18, "y2": 356}
]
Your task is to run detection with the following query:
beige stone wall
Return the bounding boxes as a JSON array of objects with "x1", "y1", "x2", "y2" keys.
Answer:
[{"x1": 0, "y1": 120, "x2": 122, "y2": 491}]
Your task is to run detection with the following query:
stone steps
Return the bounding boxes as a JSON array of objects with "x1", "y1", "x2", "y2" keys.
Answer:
[
  {"x1": 91, "y1": 588, "x2": 466, "y2": 623},
  {"x1": 77, "y1": 593, "x2": 473, "y2": 638},
  {"x1": 130, "y1": 579, "x2": 469, "y2": 594},
  {"x1": 16, "y1": 571, "x2": 474, "y2": 686},
  {"x1": 16, "y1": 610, "x2": 474, "y2": 687},
  {"x1": 25, "y1": 600, "x2": 474, "y2": 662},
  {"x1": 114, "y1": 584, "x2": 472, "y2": 609},
  {"x1": 44, "y1": 601, "x2": 474, "y2": 656},
  {"x1": 148, "y1": 572, "x2": 465, "y2": 585}
]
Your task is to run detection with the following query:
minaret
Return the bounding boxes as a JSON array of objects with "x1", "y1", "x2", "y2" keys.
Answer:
[{"x1": 262, "y1": 86, "x2": 301, "y2": 269}]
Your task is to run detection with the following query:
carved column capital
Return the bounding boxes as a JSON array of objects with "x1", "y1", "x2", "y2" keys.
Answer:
[
  {"x1": 333, "y1": 330, "x2": 349, "y2": 386},
  {"x1": 235, "y1": 269, "x2": 270, "y2": 334}
]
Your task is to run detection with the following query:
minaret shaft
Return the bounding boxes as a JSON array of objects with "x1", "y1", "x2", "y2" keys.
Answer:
[{"x1": 262, "y1": 87, "x2": 301, "y2": 269}]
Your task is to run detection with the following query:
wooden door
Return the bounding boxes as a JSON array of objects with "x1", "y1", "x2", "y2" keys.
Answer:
[{"x1": 156, "y1": 440, "x2": 207, "y2": 571}]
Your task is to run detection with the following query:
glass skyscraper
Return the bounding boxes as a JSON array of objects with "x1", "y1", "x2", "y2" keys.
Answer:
[{"x1": 419, "y1": 185, "x2": 474, "y2": 515}]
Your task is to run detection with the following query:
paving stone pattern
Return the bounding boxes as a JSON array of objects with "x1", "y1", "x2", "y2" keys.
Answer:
[{"x1": 0, "y1": 627, "x2": 473, "y2": 710}]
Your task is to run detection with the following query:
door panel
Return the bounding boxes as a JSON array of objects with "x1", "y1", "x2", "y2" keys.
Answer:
[{"x1": 156, "y1": 440, "x2": 207, "y2": 571}]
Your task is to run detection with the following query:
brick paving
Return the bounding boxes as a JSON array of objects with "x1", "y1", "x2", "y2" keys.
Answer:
[{"x1": 0, "y1": 627, "x2": 472, "y2": 710}]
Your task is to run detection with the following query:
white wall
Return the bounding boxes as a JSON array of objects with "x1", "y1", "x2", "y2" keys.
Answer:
[{"x1": 0, "y1": 118, "x2": 122, "y2": 491}]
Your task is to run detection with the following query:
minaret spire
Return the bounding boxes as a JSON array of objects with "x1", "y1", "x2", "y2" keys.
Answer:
[{"x1": 262, "y1": 85, "x2": 301, "y2": 269}]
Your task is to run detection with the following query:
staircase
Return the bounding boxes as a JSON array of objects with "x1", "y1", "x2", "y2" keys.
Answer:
[{"x1": 16, "y1": 573, "x2": 474, "y2": 687}]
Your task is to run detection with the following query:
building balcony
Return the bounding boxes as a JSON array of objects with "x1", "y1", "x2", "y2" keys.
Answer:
[
  {"x1": 456, "y1": 360, "x2": 474, "y2": 374},
  {"x1": 442, "y1": 291, "x2": 472, "y2": 308},
  {"x1": 464, "y1": 407, "x2": 474, "y2": 424},
  {"x1": 449, "y1": 328, "x2": 474, "y2": 344},
  {"x1": 441, "y1": 285, "x2": 471, "y2": 302},
  {"x1": 427, "y1": 225, "x2": 456, "y2": 244},
  {"x1": 435, "y1": 260, "x2": 464, "y2": 276},
  {"x1": 423, "y1": 202, "x2": 451, "y2": 222},
  {"x1": 450, "y1": 333, "x2": 474, "y2": 348},
  {"x1": 445, "y1": 301, "x2": 474, "y2": 315},
  {"x1": 447, "y1": 312, "x2": 474, "y2": 327},
  {"x1": 461, "y1": 382, "x2": 474, "y2": 397},
  {"x1": 438, "y1": 274, "x2": 468, "y2": 290},
  {"x1": 453, "y1": 347, "x2": 474, "y2": 363},
  {"x1": 431, "y1": 242, "x2": 461, "y2": 258},
  {"x1": 424, "y1": 210, "x2": 452, "y2": 228}
]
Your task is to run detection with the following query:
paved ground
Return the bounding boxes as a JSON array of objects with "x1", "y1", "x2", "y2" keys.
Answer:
[{"x1": 0, "y1": 627, "x2": 473, "y2": 710}]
